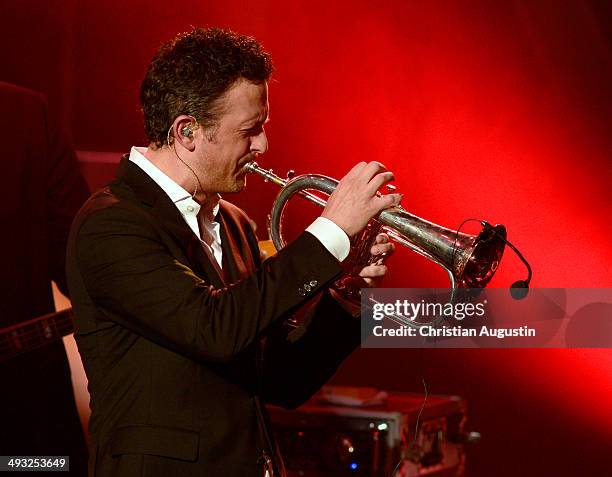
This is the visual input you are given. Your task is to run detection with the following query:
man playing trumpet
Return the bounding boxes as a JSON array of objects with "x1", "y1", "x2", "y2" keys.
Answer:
[{"x1": 67, "y1": 27, "x2": 401, "y2": 477}]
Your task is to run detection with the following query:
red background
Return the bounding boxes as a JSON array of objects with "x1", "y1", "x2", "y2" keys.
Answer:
[{"x1": 1, "y1": 0, "x2": 610, "y2": 475}]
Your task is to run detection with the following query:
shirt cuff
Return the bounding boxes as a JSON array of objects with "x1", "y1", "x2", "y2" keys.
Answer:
[{"x1": 306, "y1": 216, "x2": 350, "y2": 262}]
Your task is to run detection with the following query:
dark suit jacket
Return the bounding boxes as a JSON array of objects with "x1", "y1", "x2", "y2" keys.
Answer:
[{"x1": 66, "y1": 157, "x2": 361, "y2": 477}]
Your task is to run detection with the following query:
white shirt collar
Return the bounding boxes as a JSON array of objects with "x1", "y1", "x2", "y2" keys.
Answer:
[{"x1": 128, "y1": 146, "x2": 220, "y2": 219}]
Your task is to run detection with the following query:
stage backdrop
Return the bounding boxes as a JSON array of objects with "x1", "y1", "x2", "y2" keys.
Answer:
[{"x1": 1, "y1": 1, "x2": 610, "y2": 476}]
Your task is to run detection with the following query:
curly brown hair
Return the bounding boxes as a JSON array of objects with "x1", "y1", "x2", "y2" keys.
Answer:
[{"x1": 140, "y1": 28, "x2": 273, "y2": 148}]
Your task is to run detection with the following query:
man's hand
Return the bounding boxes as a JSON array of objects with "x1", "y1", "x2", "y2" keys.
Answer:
[
  {"x1": 322, "y1": 162, "x2": 402, "y2": 238},
  {"x1": 328, "y1": 233, "x2": 395, "y2": 316},
  {"x1": 358, "y1": 233, "x2": 395, "y2": 287}
]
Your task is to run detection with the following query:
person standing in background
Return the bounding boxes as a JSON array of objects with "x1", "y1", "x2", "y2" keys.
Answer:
[{"x1": 0, "y1": 82, "x2": 90, "y2": 475}]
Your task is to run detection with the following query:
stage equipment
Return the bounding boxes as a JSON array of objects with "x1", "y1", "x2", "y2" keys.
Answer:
[
  {"x1": 245, "y1": 163, "x2": 506, "y2": 294},
  {"x1": 267, "y1": 389, "x2": 471, "y2": 477}
]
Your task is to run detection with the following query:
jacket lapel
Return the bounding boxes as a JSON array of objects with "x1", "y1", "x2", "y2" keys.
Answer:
[
  {"x1": 115, "y1": 156, "x2": 225, "y2": 288},
  {"x1": 218, "y1": 204, "x2": 257, "y2": 283},
  {"x1": 219, "y1": 215, "x2": 248, "y2": 283}
]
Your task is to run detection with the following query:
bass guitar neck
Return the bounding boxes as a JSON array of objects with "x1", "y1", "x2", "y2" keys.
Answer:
[{"x1": 0, "y1": 308, "x2": 74, "y2": 363}]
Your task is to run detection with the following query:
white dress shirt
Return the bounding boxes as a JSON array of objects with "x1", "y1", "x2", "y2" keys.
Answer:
[{"x1": 128, "y1": 146, "x2": 350, "y2": 266}]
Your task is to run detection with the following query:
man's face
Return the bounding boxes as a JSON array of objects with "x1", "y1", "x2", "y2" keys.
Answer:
[{"x1": 193, "y1": 79, "x2": 269, "y2": 195}]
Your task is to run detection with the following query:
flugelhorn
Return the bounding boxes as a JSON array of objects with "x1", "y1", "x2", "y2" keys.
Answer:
[{"x1": 245, "y1": 162, "x2": 506, "y2": 291}]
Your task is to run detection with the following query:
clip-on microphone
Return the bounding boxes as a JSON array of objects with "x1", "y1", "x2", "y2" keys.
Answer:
[{"x1": 481, "y1": 221, "x2": 532, "y2": 300}]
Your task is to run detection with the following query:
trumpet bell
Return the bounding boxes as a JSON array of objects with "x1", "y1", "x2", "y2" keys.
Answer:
[
  {"x1": 449, "y1": 223, "x2": 506, "y2": 288},
  {"x1": 381, "y1": 205, "x2": 506, "y2": 288}
]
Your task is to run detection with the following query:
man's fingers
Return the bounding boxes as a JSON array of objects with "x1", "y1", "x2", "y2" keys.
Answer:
[
  {"x1": 362, "y1": 277, "x2": 375, "y2": 287},
  {"x1": 345, "y1": 161, "x2": 368, "y2": 178},
  {"x1": 372, "y1": 193, "x2": 402, "y2": 215},
  {"x1": 343, "y1": 161, "x2": 383, "y2": 181},
  {"x1": 367, "y1": 171, "x2": 395, "y2": 195},
  {"x1": 375, "y1": 233, "x2": 390, "y2": 244},
  {"x1": 359, "y1": 264, "x2": 388, "y2": 278},
  {"x1": 370, "y1": 242, "x2": 395, "y2": 256},
  {"x1": 359, "y1": 161, "x2": 388, "y2": 182}
]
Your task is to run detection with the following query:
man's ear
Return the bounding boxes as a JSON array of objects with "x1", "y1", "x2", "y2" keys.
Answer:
[{"x1": 170, "y1": 115, "x2": 197, "y2": 151}]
